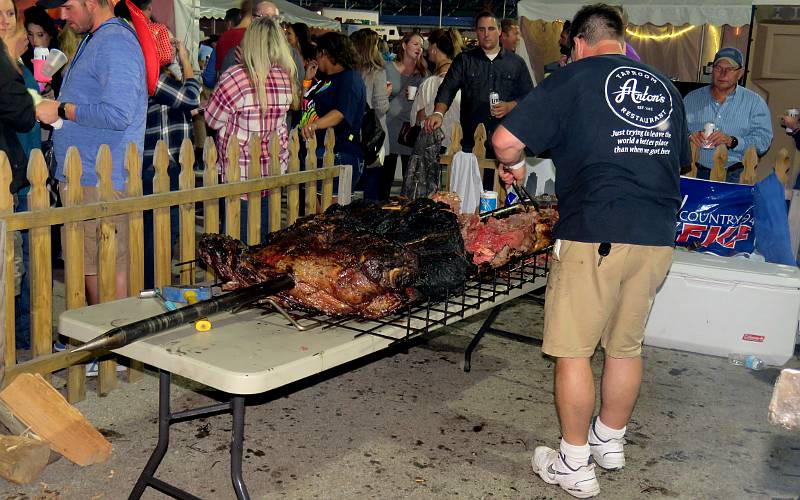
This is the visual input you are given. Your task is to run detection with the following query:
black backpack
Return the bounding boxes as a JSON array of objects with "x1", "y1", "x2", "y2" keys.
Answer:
[{"x1": 360, "y1": 105, "x2": 385, "y2": 166}]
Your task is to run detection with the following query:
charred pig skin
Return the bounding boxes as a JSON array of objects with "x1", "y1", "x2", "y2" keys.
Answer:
[{"x1": 199, "y1": 199, "x2": 473, "y2": 319}]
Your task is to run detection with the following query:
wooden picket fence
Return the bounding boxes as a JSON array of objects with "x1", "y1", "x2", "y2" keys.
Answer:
[{"x1": 0, "y1": 128, "x2": 346, "y2": 402}]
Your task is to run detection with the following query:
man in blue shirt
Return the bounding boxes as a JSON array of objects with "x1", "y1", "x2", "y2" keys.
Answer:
[
  {"x1": 684, "y1": 48, "x2": 772, "y2": 183},
  {"x1": 36, "y1": 0, "x2": 147, "y2": 305}
]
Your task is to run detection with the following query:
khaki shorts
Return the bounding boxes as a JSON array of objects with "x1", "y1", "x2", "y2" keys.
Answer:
[
  {"x1": 59, "y1": 183, "x2": 129, "y2": 276},
  {"x1": 542, "y1": 240, "x2": 673, "y2": 358}
]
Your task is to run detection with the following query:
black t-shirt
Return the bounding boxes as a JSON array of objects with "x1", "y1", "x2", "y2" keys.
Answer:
[
  {"x1": 502, "y1": 54, "x2": 690, "y2": 246},
  {"x1": 303, "y1": 69, "x2": 366, "y2": 158}
]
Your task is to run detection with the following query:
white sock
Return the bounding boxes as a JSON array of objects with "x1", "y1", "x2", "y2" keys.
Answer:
[
  {"x1": 594, "y1": 416, "x2": 626, "y2": 440},
  {"x1": 559, "y1": 438, "x2": 590, "y2": 468}
]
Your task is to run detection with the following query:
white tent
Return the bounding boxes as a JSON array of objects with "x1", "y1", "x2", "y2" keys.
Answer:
[
  {"x1": 518, "y1": 0, "x2": 756, "y2": 27},
  {"x1": 171, "y1": 0, "x2": 340, "y2": 71}
]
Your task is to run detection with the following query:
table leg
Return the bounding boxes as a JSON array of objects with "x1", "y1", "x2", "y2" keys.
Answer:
[
  {"x1": 129, "y1": 371, "x2": 172, "y2": 500},
  {"x1": 230, "y1": 396, "x2": 250, "y2": 500},
  {"x1": 463, "y1": 305, "x2": 504, "y2": 373}
]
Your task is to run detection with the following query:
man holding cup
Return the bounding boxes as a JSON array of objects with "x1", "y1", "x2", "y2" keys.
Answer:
[{"x1": 684, "y1": 48, "x2": 772, "y2": 183}]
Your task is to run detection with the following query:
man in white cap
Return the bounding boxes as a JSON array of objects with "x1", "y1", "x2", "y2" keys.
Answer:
[{"x1": 684, "y1": 47, "x2": 772, "y2": 182}]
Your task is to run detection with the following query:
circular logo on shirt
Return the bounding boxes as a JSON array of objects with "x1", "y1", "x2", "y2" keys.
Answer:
[{"x1": 605, "y1": 66, "x2": 673, "y2": 129}]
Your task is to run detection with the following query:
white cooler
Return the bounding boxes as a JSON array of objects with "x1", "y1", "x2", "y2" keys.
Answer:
[{"x1": 644, "y1": 249, "x2": 800, "y2": 366}]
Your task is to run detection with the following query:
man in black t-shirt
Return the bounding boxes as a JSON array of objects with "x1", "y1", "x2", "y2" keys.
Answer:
[{"x1": 493, "y1": 4, "x2": 690, "y2": 498}]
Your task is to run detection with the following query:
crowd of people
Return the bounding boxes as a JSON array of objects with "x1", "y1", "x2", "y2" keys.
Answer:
[{"x1": 0, "y1": 0, "x2": 797, "y2": 497}]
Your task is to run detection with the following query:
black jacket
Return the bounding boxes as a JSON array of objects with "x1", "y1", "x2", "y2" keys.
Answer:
[
  {"x1": 435, "y1": 47, "x2": 533, "y2": 153},
  {"x1": 0, "y1": 48, "x2": 36, "y2": 194}
]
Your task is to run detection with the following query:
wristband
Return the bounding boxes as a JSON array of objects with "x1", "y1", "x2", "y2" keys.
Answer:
[
  {"x1": 432, "y1": 111, "x2": 444, "y2": 119},
  {"x1": 506, "y1": 159, "x2": 526, "y2": 170}
]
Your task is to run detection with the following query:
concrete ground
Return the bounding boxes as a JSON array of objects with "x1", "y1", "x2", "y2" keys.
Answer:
[{"x1": 1, "y1": 295, "x2": 799, "y2": 500}]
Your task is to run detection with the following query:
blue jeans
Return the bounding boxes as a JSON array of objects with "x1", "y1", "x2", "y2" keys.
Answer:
[
  {"x1": 315, "y1": 150, "x2": 364, "y2": 196},
  {"x1": 695, "y1": 163, "x2": 743, "y2": 183},
  {"x1": 14, "y1": 193, "x2": 30, "y2": 350},
  {"x1": 238, "y1": 197, "x2": 270, "y2": 244}
]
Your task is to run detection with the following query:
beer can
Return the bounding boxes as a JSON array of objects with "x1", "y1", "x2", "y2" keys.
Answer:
[
  {"x1": 505, "y1": 190, "x2": 519, "y2": 206},
  {"x1": 489, "y1": 92, "x2": 500, "y2": 108},
  {"x1": 480, "y1": 191, "x2": 498, "y2": 213}
]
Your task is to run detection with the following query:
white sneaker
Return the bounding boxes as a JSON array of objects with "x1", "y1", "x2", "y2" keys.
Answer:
[
  {"x1": 531, "y1": 446, "x2": 600, "y2": 498},
  {"x1": 589, "y1": 417, "x2": 626, "y2": 470}
]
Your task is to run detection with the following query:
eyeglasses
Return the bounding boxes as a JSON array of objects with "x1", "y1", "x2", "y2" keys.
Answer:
[{"x1": 713, "y1": 64, "x2": 741, "y2": 75}]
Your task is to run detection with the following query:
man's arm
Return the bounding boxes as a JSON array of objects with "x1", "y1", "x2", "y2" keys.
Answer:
[
  {"x1": 746, "y1": 97, "x2": 773, "y2": 156},
  {"x1": 493, "y1": 125, "x2": 527, "y2": 185}
]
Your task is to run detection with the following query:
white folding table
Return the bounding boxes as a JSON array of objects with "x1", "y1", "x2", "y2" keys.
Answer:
[{"x1": 59, "y1": 260, "x2": 548, "y2": 500}]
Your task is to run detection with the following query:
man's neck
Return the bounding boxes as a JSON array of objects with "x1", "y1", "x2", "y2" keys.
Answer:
[
  {"x1": 482, "y1": 46, "x2": 500, "y2": 57},
  {"x1": 586, "y1": 40, "x2": 625, "y2": 57},
  {"x1": 91, "y1": 9, "x2": 114, "y2": 32},
  {"x1": 711, "y1": 85, "x2": 736, "y2": 103}
]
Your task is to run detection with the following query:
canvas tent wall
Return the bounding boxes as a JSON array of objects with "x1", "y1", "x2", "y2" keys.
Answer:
[{"x1": 515, "y1": 0, "x2": 775, "y2": 83}]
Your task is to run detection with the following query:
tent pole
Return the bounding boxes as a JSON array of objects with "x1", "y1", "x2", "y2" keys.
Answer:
[
  {"x1": 698, "y1": 24, "x2": 706, "y2": 82},
  {"x1": 439, "y1": 0, "x2": 442, "y2": 27},
  {"x1": 742, "y1": 6, "x2": 756, "y2": 87}
]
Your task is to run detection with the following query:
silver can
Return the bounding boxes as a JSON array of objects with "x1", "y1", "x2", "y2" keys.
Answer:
[{"x1": 489, "y1": 91, "x2": 500, "y2": 110}]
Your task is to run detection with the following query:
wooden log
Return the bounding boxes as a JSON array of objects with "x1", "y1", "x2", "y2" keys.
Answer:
[
  {"x1": 0, "y1": 152, "x2": 14, "y2": 371},
  {"x1": 304, "y1": 132, "x2": 318, "y2": 215},
  {"x1": 202, "y1": 138, "x2": 219, "y2": 283},
  {"x1": 225, "y1": 138, "x2": 241, "y2": 240},
  {"x1": 0, "y1": 373, "x2": 112, "y2": 466},
  {"x1": 286, "y1": 128, "x2": 300, "y2": 225},
  {"x1": 153, "y1": 141, "x2": 171, "y2": 288},
  {"x1": 268, "y1": 131, "x2": 282, "y2": 232},
  {"x1": 710, "y1": 145, "x2": 728, "y2": 182},
  {"x1": 95, "y1": 146, "x2": 118, "y2": 395},
  {"x1": 27, "y1": 151, "x2": 53, "y2": 371},
  {"x1": 740, "y1": 145, "x2": 758, "y2": 186},
  {"x1": 0, "y1": 435, "x2": 49, "y2": 484},
  {"x1": 125, "y1": 144, "x2": 144, "y2": 383},
  {"x1": 62, "y1": 148, "x2": 87, "y2": 403},
  {"x1": 246, "y1": 133, "x2": 262, "y2": 245},
  {"x1": 688, "y1": 142, "x2": 699, "y2": 178},
  {"x1": 178, "y1": 139, "x2": 196, "y2": 285},
  {"x1": 321, "y1": 128, "x2": 335, "y2": 210}
]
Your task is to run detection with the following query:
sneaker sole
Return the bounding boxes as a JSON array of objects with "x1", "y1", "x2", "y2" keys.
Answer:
[{"x1": 531, "y1": 456, "x2": 600, "y2": 498}]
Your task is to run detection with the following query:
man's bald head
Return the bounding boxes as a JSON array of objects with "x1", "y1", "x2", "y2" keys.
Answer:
[{"x1": 254, "y1": 0, "x2": 279, "y2": 18}]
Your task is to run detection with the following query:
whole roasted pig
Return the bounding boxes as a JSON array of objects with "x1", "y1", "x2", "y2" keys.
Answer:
[{"x1": 199, "y1": 199, "x2": 473, "y2": 319}]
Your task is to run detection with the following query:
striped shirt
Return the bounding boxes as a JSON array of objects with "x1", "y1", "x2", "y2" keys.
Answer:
[
  {"x1": 683, "y1": 85, "x2": 773, "y2": 168},
  {"x1": 205, "y1": 64, "x2": 292, "y2": 184},
  {"x1": 144, "y1": 73, "x2": 202, "y2": 169}
]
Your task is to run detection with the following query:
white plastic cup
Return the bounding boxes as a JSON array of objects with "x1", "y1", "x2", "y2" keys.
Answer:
[
  {"x1": 33, "y1": 47, "x2": 49, "y2": 60},
  {"x1": 407, "y1": 85, "x2": 418, "y2": 101},
  {"x1": 785, "y1": 108, "x2": 799, "y2": 133},
  {"x1": 41, "y1": 49, "x2": 67, "y2": 78},
  {"x1": 703, "y1": 122, "x2": 716, "y2": 149}
]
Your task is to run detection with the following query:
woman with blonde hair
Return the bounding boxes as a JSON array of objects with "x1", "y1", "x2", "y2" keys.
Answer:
[
  {"x1": 381, "y1": 32, "x2": 428, "y2": 200},
  {"x1": 350, "y1": 28, "x2": 389, "y2": 200},
  {"x1": 206, "y1": 16, "x2": 298, "y2": 242},
  {"x1": 411, "y1": 28, "x2": 462, "y2": 149}
]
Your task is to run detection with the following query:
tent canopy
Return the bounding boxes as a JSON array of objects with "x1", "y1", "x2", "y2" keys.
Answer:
[
  {"x1": 517, "y1": 0, "x2": 757, "y2": 27},
  {"x1": 193, "y1": 0, "x2": 340, "y2": 29}
]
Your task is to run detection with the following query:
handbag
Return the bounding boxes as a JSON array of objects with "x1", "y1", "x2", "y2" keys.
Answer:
[
  {"x1": 397, "y1": 121, "x2": 421, "y2": 148},
  {"x1": 41, "y1": 128, "x2": 60, "y2": 207}
]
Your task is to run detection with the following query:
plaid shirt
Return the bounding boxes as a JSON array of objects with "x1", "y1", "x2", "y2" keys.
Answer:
[
  {"x1": 143, "y1": 72, "x2": 202, "y2": 169},
  {"x1": 205, "y1": 64, "x2": 291, "y2": 183}
]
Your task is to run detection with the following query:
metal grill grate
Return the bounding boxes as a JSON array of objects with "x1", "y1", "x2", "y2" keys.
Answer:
[{"x1": 264, "y1": 249, "x2": 551, "y2": 344}]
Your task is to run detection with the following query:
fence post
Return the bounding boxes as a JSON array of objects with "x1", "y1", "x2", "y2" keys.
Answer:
[
  {"x1": 286, "y1": 128, "x2": 300, "y2": 225},
  {"x1": 268, "y1": 131, "x2": 282, "y2": 233},
  {"x1": 95, "y1": 145, "x2": 118, "y2": 395},
  {"x1": 27, "y1": 150, "x2": 53, "y2": 377},
  {"x1": 304, "y1": 132, "x2": 318, "y2": 215},
  {"x1": 153, "y1": 141, "x2": 171, "y2": 288},
  {"x1": 0, "y1": 153, "x2": 13, "y2": 371},
  {"x1": 225, "y1": 139, "x2": 241, "y2": 240},
  {"x1": 740, "y1": 146, "x2": 758, "y2": 186},
  {"x1": 247, "y1": 134, "x2": 262, "y2": 245},
  {"x1": 774, "y1": 148, "x2": 791, "y2": 190},
  {"x1": 687, "y1": 142, "x2": 699, "y2": 178},
  {"x1": 179, "y1": 139, "x2": 196, "y2": 285},
  {"x1": 710, "y1": 145, "x2": 728, "y2": 182},
  {"x1": 321, "y1": 129, "x2": 335, "y2": 210},
  {"x1": 125, "y1": 143, "x2": 144, "y2": 383},
  {"x1": 202, "y1": 138, "x2": 219, "y2": 283},
  {"x1": 63, "y1": 147, "x2": 86, "y2": 402}
]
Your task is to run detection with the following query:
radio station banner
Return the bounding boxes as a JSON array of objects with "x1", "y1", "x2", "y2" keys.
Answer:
[{"x1": 675, "y1": 177, "x2": 755, "y2": 256}]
